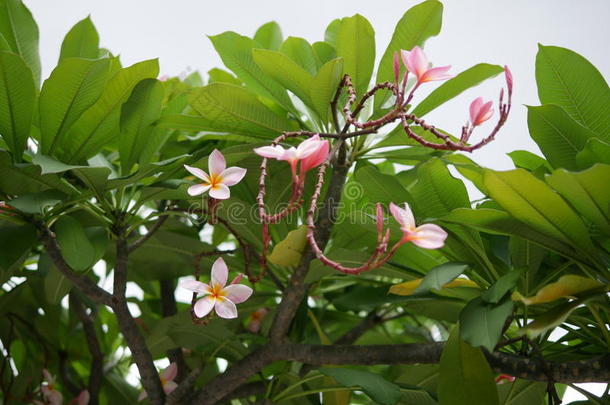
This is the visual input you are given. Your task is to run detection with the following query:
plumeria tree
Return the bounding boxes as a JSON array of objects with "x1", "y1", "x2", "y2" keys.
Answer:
[{"x1": 0, "y1": 0, "x2": 609, "y2": 404}]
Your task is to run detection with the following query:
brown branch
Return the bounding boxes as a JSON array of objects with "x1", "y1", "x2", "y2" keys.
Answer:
[
  {"x1": 160, "y1": 279, "x2": 188, "y2": 382},
  {"x1": 165, "y1": 367, "x2": 202, "y2": 405},
  {"x1": 129, "y1": 215, "x2": 169, "y2": 253},
  {"x1": 70, "y1": 293, "x2": 104, "y2": 405},
  {"x1": 39, "y1": 226, "x2": 114, "y2": 307}
]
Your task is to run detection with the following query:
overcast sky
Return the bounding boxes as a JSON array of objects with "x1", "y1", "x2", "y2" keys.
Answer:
[{"x1": 24, "y1": 0, "x2": 609, "y2": 399}]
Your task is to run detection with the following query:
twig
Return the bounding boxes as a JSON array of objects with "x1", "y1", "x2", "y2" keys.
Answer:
[{"x1": 128, "y1": 215, "x2": 169, "y2": 253}]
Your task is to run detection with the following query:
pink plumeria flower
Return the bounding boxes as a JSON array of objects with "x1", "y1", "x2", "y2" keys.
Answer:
[
  {"x1": 66, "y1": 390, "x2": 89, "y2": 405},
  {"x1": 389, "y1": 202, "x2": 448, "y2": 249},
  {"x1": 299, "y1": 137, "x2": 329, "y2": 174},
  {"x1": 400, "y1": 46, "x2": 452, "y2": 86},
  {"x1": 181, "y1": 257, "x2": 253, "y2": 319},
  {"x1": 138, "y1": 362, "x2": 178, "y2": 401},
  {"x1": 469, "y1": 97, "x2": 494, "y2": 126},
  {"x1": 184, "y1": 149, "x2": 247, "y2": 200},
  {"x1": 40, "y1": 369, "x2": 63, "y2": 405},
  {"x1": 246, "y1": 308, "x2": 269, "y2": 333},
  {"x1": 254, "y1": 135, "x2": 326, "y2": 178}
]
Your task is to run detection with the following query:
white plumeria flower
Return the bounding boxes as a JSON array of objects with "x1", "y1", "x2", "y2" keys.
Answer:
[
  {"x1": 181, "y1": 257, "x2": 253, "y2": 319},
  {"x1": 184, "y1": 149, "x2": 247, "y2": 200},
  {"x1": 40, "y1": 369, "x2": 63, "y2": 405},
  {"x1": 138, "y1": 362, "x2": 178, "y2": 401},
  {"x1": 389, "y1": 202, "x2": 448, "y2": 249}
]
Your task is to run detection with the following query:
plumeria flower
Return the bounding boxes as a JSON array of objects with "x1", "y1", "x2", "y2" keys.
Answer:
[
  {"x1": 389, "y1": 202, "x2": 448, "y2": 249},
  {"x1": 254, "y1": 135, "x2": 328, "y2": 178},
  {"x1": 400, "y1": 46, "x2": 452, "y2": 86},
  {"x1": 299, "y1": 137, "x2": 329, "y2": 174},
  {"x1": 246, "y1": 308, "x2": 269, "y2": 333},
  {"x1": 181, "y1": 257, "x2": 253, "y2": 319},
  {"x1": 67, "y1": 390, "x2": 90, "y2": 405},
  {"x1": 38, "y1": 369, "x2": 63, "y2": 405},
  {"x1": 138, "y1": 363, "x2": 178, "y2": 401},
  {"x1": 184, "y1": 149, "x2": 247, "y2": 199},
  {"x1": 469, "y1": 97, "x2": 494, "y2": 126}
]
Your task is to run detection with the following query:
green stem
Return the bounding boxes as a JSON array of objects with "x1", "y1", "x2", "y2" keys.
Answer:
[
  {"x1": 276, "y1": 386, "x2": 357, "y2": 402},
  {"x1": 272, "y1": 373, "x2": 324, "y2": 401}
]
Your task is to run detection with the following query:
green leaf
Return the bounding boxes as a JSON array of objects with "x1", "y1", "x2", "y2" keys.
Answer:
[
  {"x1": 208, "y1": 31, "x2": 293, "y2": 110},
  {"x1": 9, "y1": 189, "x2": 64, "y2": 214},
  {"x1": 39, "y1": 57, "x2": 111, "y2": 155},
  {"x1": 497, "y1": 379, "x2": 547, "y2": 405},
  {"x1": 254, "y1": 21, "x2": 283, "y2": 50},
  {"x1": 54, "y1": 215, "x2": 97, "y2": 271},
  {"x1": 188, "y1": 82, "x2": 297, "y2": 138},
  {"x1": 481, "y1": 268, "x2": 524, "y2": 304},
  {"x1": 336, "y1": 14, "x2": 375, "y2": 98},
  {"x1": 375, "y1": 0, "x2": 443, "y2": 110},
  {"x1": 354, "y1": 165, "x2": 410, "y2": 203},
  {"x1": 44, "y1": 264, "x2": 72, "y2": 304},
  {"x1": 268, "y1": 226, "x2": 308, "y2": 267},
  {"x1": 0, "y1": 51, "x2": 35, "y2": 162},
  {"x1": 576, "y1": 138, "x2": 610, "y2": 169},
  {"x1": 526, "y1": 104, "x2": 595, "y2": 170},
  {"x1": 438, "y1": 326, "x2": 499, "y2": 405},
  {"x1": 459, "y1": 297, "x2": 513, "y2": 351},
  {"x1": 324, "y1": 18, "x2": 342, "y2": 47},
  {"x1": 0, "y1": 222, "x2": 36, "y2": 273},
  {"x1": 310, "y1": 58, "x2": 343, "y2": 123},
  {"x1": 483, "y1": 169, "x2": 595, "y2": 255},
  {"x1": 252, "y1": 48, "x2": 314, "y2": 106},
  {"x1": 31, "y1": 154, "x2": 111, "y2": 195},
  {"x1": 0, "y1": 151, "x2": 75, "y2": 195},
  {"x1": 313, "y1": 41, "x2": 336, "y2": 65},
  {"x1": 414, "y1": 262, "x2": 469, "y2": 294},
  {"x1": 519, "y1": 296, "x2": 597, "y2": 339},
  {"x1": 413, "y1": 63, "x2": 504, "y2": 117},
  {"x1": 507, "y1": 150, "x2": 551, "y2": 172},
  {"x1": 319, "y1": 368, "x2": 402, "y2": 405},
  {"x1": 59, "y1": 16, "x2": 99, "y2": 60},
  {"x1": 280, "y1": 36, "x2": 319, "y2": 75},
  {"x1": 207, "y1": 68, "x2": 242, "y2": 86},
  {"x1": 119, "y1": 78, "x2": 164, "y2": 174},
  {"x1": 58, "y1": 59, "x2": 159, "y2": 163},
  {"x1": 536, "y1": 44, "x2": 610, "y2": 139},
  {"x1": 0, "y1": 0, "x2": 40, "y2": 87},
  {"x1": 546, "y1": 165, "x2": 610, "y2": 235}
]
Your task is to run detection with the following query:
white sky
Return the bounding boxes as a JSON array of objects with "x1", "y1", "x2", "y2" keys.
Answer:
[{"x1": 24, "y1": 0, "x2": 610, "y2": 400}]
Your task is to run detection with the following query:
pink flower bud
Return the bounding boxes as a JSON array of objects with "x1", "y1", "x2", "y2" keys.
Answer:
[{"x1": 469, "y1": 97, "x2": 494, "y2": 127}]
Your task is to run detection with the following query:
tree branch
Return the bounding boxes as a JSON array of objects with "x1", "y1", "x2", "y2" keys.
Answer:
[
  {"x1": 129, "y1": 215, "x2": 168, "y2": 253},
  {"x1": 160, "y1": 279, "x2": 187, "y2": 382},
  {"x1": 70, "y1": 292, "x2": 104, "y2": 405}
]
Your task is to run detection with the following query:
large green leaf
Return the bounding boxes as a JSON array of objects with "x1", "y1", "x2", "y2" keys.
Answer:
[
  {"x1": 413, "y1": 63, "x2": 504, "y2": 117},
  {"x1": 0, "y1": 151, "x2": 75, "y2": 195},
  {"x1": 483, "y1": 169, "x2": 595, "y2": 255},
  {"x1": 54, "y1": 215, "x2": 97, "y2": 272},
  {"x1": 310, "y1": 58, "x2": 344, "y2": 124},
  {"x1": 44, "y1": 264, "x2": 72, "y2": 304},
  {"x1": 374, "y1": 0, "x2": 443, "y2": 110},
  {"x1": 280, "y1": 36, "x2": 319, "y2": 75},
  {"x1": 576, "y1": 138, "x2": 610, "y2": 169},
  {"x1": 438, "y1": 326, "x2": 499, "y2": 405},
  {"x1": 59, "y1": 16, "x2": 99, "y2": 60},
  {"x1": 39, "y1": 57, "x2": 111, "y2": 155},
  {"x1": 319, "y1": 368, "x2": 402, "y2": 405},
  {"x1": 546, "y1": 165, "x2": 610, "y2": 235},
  {"x1": 0, "y1": 51, "x2": 35, "y2": 162},
  {"x1": 252, "y1": 48, "x2": 314, "y2": 106},
  {"x1": 459, "y1": 296, "x2": 513, "y2": 351},
  {"x1": 414, "y1": 262, "x2": 469, "y2": 294},
  {"x1": 526, "y1": 104, "x2": 595, "y2": 170},
  {"x1": 536, "y1": 44, "x2": 610, "y2": 139},
  {"x1": 208, "y1": 31, "x2": 293, "y2": 110},
  {"x1": 188, "y1": 82, "x2": 297, "y2": 138},
  {"x1": 58, "y1": 59, "x2": 159, "y2": 163},
  {"x1": 0, "y1": 222, "x2": 36, "y2": 273},
  {"x1": 354, "y1": 165, "x2": 410, "y2": 203},
  {"x1": 0, "y1": 0, "x2": 40, "y2": 87},
  {"x1": 254, "y1": 21, "x2": 283, "y2": 50},
  {"x1": 336, "y1": 14, "x2": 375, "y2": 98},
  {"x1": 497, "y1": 380, "x2": 546, "y2": 405},
  {"x1": 119, "y1": 78, "x2": 164, "y2": 174}
]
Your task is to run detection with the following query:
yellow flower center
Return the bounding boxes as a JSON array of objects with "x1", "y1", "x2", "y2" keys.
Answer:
[
  {"x1": 209, "y1": 283, "x2": 226, "y2": 300},
  {"x1": 204, "y1": 173, "x2": 223, "y2": 189}
]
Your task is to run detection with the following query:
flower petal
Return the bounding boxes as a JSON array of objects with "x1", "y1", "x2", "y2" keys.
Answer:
[
  {"x1": 389, "y1": 202, "x2": 415, "y2": 230},
  {"x1": 163, "y1": 380, "x2": 178, "y2": 394},
  {"x1": 208, "y1": 149, "x2": 226, "y2": 175},
  {"x1": 194, "y1": 296, "x2": 216, "y2": 318},
  {"x1": 220, "y1": 166, "x2": 247, "y2": 186},
  {"x1": 223, "y1": 284, "x2": 253, "y2": 304},
  {"x1": 300, "y1": 139, "x2": 329, "y2": 173},
  {"x1": 180, "y1": 279, "x2": 211, "y2": 294},
  {"x1": 138, "y1": 390, "x2": 148, "y2": 401},
  {"x1": 254, "y1": 145, "x2": 286, "y2": 159},
  {"x1": 404, "y1": 46, "x2": 428, "y2": 79},
  {"x1": 419, "y1": 65, "x2": 452, "y2": 83},
  {"x1": 77, "y1": 390, "x2": 90, "y2": 405},
  {"x1": 296, "y1": 135, "x2": 322, "y2": 159},
  {"x1": 184, "y1": 164, "x2": 210, "y2": 182},
  {"x1": 211, "y1": 257, "x2": 228, "y2": 287},
  {"x1": 187, "y1": 184, "x2": 211, "y2": 196},
  {"x1": 215, "y1": 298, "x2": 238, "y2": 319},
  {"x1": 209, "y1": 184, "x2": 230, "y2": 200},
  {"x1": 162, "y1": 362, "x2": 178, "y2": 381},
  {"x1": 43, "y1": 369, "x2": 54, "y2": 385},
  {"x1": 410, "y1": 223, "x2": 448, "y2": 249},
  {"x1": 469, "y1": 97, "x2": 484, "y2": 123}
]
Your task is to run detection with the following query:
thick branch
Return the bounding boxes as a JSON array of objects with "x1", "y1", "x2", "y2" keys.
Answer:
[
  {"x1": 70, "y1": 293, "x2": 103, "y2": 405},
  {"x1": 113, "y1": 237, "x2": 164, "y2": 404},
  {"x1": 160, "y1": 279, "x2": 187, "y2": 382},
  {"x1": 40, "y1": 227, "x2": 114, "y2": 307}
]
